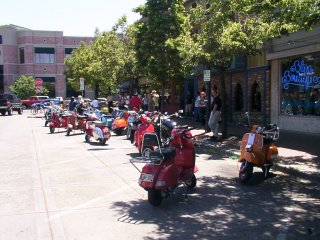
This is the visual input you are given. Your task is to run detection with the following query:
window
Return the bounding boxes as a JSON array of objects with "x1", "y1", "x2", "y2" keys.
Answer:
[
  {"x1": 39, "y1": 77, "x2": 55, "y2": 97},
  {"x1": 250, "y1": 81, "x2": 261, "y2": 112},
  {"x1": 19, "y1": 48, "x2": 25, "y2": 64},
  {"x1": 64, "y1": 48, "x2": 75, "y2": 59},
  {"x1": 0, "y1": 35, "x2": 2, "y2": 44},
  {"x1": 34, "y1": 47, "x2": 55, "y2": 64},
  {"x1": 280, "y1": 54, "x2": 320, "y2": 116},
  {"x1": 234, "y1": 83, "x2": 243, "y2": 111}
]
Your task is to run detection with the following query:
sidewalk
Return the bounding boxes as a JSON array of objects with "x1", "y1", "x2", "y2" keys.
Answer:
[{"x1": 175, "y1": 116, "x2": 320, "y2": 180}]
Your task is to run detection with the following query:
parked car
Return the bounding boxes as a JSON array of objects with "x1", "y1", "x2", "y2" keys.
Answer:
[
  {"x1": 0, "y1": 93, "x2": 23, "y2": 115},
  {"x1": 21, "y1": 96, "x2": 49, "y2": 108}
]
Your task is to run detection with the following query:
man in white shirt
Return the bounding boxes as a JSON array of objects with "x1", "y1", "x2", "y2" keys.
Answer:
[{"x1": 91, "y1": 97, "x2": 100, "y2": 109}]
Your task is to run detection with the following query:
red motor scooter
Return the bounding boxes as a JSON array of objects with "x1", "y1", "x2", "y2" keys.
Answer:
[
  {"x1": 48, "y1": 110, "x2": 70, "y2": 133},
  {"x1": 134, "y1": 114, "x2": 155, "y2": 155},
  {"x1": 130, "y1": 126, "x2": 198, "y2": 206},
  {"x1": 66, "y1": 112, "x2": 87, "y2": 136}
]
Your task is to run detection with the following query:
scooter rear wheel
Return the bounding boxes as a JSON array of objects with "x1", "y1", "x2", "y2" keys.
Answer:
[
  {"x1": 148, "y1": 189, "x2": 162, "y2": 207},
  {"x1": 239, "y1": 160, "x2": 253, "y2": 183}
]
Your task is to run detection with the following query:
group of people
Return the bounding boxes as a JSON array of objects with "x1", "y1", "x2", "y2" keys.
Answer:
[
  {"x1": 118, "y1": 90, "x2": 160, "y2": 112},
  {"x1": 189, "y1": 86, "x2": 222, "y2": 142}
]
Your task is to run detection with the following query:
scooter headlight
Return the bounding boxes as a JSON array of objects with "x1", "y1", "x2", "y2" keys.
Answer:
[
  {"x1": 245, "y1": 144, "x2": 252, "y2": 152},
  {"x1": 271, "y1": 154, "x2": 278, "y2": 160}
]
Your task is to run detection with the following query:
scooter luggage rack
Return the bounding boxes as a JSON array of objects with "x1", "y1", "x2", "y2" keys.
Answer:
[{"x1": 130, "y1": 156, "x2": 163, "y2": 173}]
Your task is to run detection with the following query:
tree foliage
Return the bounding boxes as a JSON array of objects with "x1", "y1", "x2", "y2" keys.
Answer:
[
  {"x1": 9, "y1": 75, "x2": 36, "y2": 99},
  {"x1": 190, "y1": 0, "x2": 320, "y2": 138},
  {"x1": 64, "y1": 16, "x2": 136, "y2": 97},
  {"x1": 134, "y1": 0, "x2": 196, "y2": 87}
]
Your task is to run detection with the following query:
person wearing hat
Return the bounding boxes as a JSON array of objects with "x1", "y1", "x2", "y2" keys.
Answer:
[{"x1": 129, "y1": 93, "x2": 142, "y2": 110}]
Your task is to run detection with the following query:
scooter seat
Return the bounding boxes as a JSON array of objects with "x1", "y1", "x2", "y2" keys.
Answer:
[
  {"x1": 150, "y1": 147, "x2": 176, "y2": 162},
  {"x1": 93, "y1": 121, "x2": 106, "y2": 127}
]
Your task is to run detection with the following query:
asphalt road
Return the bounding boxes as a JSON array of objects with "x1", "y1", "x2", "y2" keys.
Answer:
[{"x1": 0, "y1": 111, "x2": 319, "y2": 240}]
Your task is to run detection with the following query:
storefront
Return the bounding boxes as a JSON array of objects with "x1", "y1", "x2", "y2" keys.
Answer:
[{"x1": 267, "y1": 25, "x2": 320, "y2": 133}]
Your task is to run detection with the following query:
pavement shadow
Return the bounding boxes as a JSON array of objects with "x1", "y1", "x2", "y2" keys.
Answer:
[
  {"x1": 275, "y1": 156, "x2": 320, "y2": 181},
  {"x1": 112, "y1": 174, "x2": 320, "y2": 239}
]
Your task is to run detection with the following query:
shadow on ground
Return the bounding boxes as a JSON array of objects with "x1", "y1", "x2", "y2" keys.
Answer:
[{"x1": 112, "y1": 173, "x2": 320, "y2": 239}]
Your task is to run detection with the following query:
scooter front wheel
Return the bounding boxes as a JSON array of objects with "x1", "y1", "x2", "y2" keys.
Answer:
[
  {"x1": 85, "y1": 135, "x2": 90, "y2": 142},
  {"x1": 239, "y1": 160, "x2": 253, "y2": 183},
  {"x1": 148, "y1": 189, "x2": 162, "y2": 207},
  {"x1": 66, "y1": 128, "x2": 71, "y2": 136},
  {"x1": 49, "y1": 126, "x2": 55, "y2": 134},
  {"x1": 185, "y1": 174, "x2": 197, "y2": 189}
]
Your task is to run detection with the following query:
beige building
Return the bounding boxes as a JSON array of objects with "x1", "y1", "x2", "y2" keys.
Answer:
[{"x1": 267, "y1": 25, "x2": 320, "y2": 134}]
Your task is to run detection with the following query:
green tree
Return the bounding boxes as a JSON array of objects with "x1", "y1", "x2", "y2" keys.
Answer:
[
  {"x1": 134, "y1": 0, "x2": 196, "y2": 110},
  {"x1": 9, "y1": 75, "x2": 36, "y2": 99},
  {"x1": 65, "y1": 17, "x2": 134, "y2": 97},
  {"x1": 193, "y1": 0, "x2": 320, "y2": 138}
]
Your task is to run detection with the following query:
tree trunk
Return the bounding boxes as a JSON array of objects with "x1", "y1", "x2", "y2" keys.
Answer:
[
  {"x1": 95, "y1": 84, "x2": 99, "y2": 98},
  {"x1": 220, "y1": 69, "x2": 228, "y2": 139},
  {"x1": 161, "y1": 80, "x2": 165, "y2": 113}
]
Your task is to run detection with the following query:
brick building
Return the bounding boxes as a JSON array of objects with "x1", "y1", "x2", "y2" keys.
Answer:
[{"x1": 0, "y1": 24, "x2": 94, "y2": 98}]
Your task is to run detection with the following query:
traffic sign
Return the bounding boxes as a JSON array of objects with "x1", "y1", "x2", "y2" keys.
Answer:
[
  {"x1": 204, "y1": 70, "x2": 210, "y2": 82},
  {"x1": 80, "y1": 77, "x2": 84, "y2": 91}
]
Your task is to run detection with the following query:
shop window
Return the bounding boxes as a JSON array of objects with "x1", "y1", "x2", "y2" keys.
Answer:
[
  {"x1": 234, "y1": 83, "x2": 243, "y2": 111},
  {"x1": 250, "y1": 81, "x2": 261, "y2": 112},
  {"x1": 280, "y1": 55, "x2": 320, "y2": 116}
]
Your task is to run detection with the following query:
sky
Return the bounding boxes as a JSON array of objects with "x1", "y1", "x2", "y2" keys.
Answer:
[{"x1": 0, "y1": 0, "x2": 146, "y2": 36}]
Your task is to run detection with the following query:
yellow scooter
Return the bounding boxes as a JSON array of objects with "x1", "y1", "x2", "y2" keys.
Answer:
[{"x1": 238, "y1": 112, "x2": 279, "y2": 183}]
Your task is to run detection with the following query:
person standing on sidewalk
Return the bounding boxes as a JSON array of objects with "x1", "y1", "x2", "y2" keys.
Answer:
[
  {"x1": 194, "y1": 91, "x2": 201, "y2": 122},
  {"x1": 199, "y1": 91, "x2": 206, "y2": 126},
  {"x1": 208, "y1": 88, "x2": 222, "y2": 141},
  {"x1": 129, "y1": 93, "x2": 142, "y2": 110}
]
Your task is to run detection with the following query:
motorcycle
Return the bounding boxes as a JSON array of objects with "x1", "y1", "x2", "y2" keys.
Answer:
[
  {"x1": 238, "y1": 112, "x2": 280, "y2": 183},
  {"x1": 130, "y1": 125, "x2": 198, "y2": 206}
]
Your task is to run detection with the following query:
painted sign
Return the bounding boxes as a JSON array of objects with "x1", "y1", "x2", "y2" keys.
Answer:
[
  {"x1": 282, "y1": 60, "x2": 320, "y2": 89},
  {"x1": 35, "y1": 78, "x2": 43, "y2": 93}
]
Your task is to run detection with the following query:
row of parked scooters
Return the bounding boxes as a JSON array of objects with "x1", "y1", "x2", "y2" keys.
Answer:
[{"x1": 41, "y1": 104, "x2": 280, "y2": 206}]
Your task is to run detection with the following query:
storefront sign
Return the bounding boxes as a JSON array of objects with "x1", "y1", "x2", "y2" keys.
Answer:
[{"x1": 282, "y1": 60, "x2": 320, "y2": 89}]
